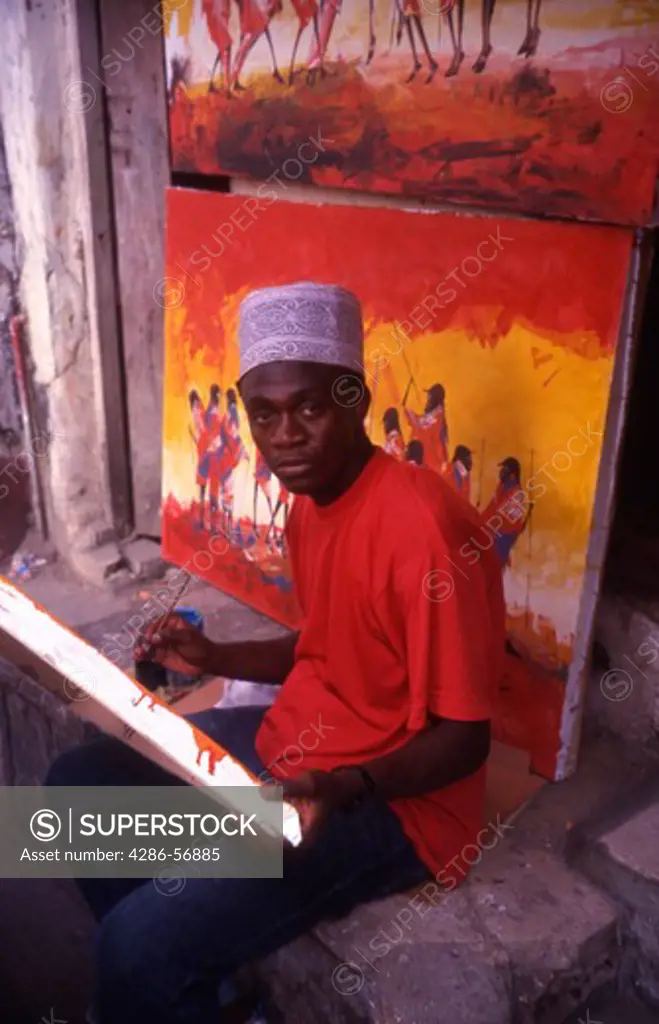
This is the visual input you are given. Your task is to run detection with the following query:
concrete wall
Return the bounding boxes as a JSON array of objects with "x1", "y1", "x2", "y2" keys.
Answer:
[
  {"x1": 0, "y1": 0, "x2": 134, "y2": 581},
  {"x1": 0, "y1": 124, "x2": 31, "y2": 562},
  {"x1": 0, "y1": 127, "x2": 20, "y2": 458},
  {"x1": 99, "y1": 0, "x2": 169, "y2": 539}
]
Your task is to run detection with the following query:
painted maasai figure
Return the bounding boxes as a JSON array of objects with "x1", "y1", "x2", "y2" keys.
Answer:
[
  {"x1": 203, "y1": 0, "x2": 232, "y2": 97},
  {"x1": 306, "y1": 0, "x2": 340, "y2": 76},
  {"x1": 287, "y1": 0, "x2": 320, "y2": 84},
  {"x1": 382, "y1": 407, "x2": 405, "y2": 461},
  {"x1": 443, "y1": 445, "x2": 472, "y2": 502},
  {"x1": 189, "y1": 389, "x2": 210, "y2": 529},
  {"x1": 399, "y1": 0, "x2": 438, "y2": 83},
  {"x1": 205, "y1": 384, "x2": 224, "y2": 533},
  {"x1": 219, "y1": 388, "x2": 249, "y2": 538},
  {"x1": 482, "y1": 456, "x2": 532, "y2": 568},
  {"x1": 404, "y1": 383, "x2": 449, "y2": 476},
  {"x1": 405, "y1": 439, "x2": 424, "y2": 467},
  {"x1": 167, "y1": 55, "x2": 191, "y2": 106},
  {"x1": 231, "y1": 0, "x2": 283, "y2": 90},
  {"x1": 253, "y1": 446, "x2": 274, "y2": 534}
]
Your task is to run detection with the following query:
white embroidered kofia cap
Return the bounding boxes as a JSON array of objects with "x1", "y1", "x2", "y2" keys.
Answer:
[{"x1": 238, "y1": 281, "x2": 364, "y2": 378}]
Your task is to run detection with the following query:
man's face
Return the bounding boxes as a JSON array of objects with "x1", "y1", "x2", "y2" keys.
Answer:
[{"x1": 239, "y1": 361, "x2": 369, "y2": 495}]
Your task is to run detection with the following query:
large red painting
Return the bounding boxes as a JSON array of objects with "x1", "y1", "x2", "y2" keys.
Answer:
[
  {"x1": 164, "y1": 0, "x2": 659, "y2": 224},
  {"x1": 161, "y1": 188, "x2": 636, "y2": 779}
]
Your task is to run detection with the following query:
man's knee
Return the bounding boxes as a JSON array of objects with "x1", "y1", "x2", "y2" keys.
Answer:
[
  {"x1": 97, "y1": 890, "x2": 204, "y2": 1017},
  {"x1": 45, "y1": 737, "x2": 144, "y2": 788},
  {"x1": 45, "y1": 742, "x2": 108, "y2": 787}
]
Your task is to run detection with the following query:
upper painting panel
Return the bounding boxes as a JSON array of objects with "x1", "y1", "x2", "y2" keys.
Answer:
[{"x1": 164, "y1": 0, "x2": 659, "y2": 224}]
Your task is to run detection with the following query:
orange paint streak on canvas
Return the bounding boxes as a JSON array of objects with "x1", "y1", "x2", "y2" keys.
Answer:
[{"x1": 192, "y1": 725, "x2": 223, "y2": 775}]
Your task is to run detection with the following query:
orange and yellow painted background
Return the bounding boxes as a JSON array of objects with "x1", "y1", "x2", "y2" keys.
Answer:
[
  {"x1": 164, "y1": 0, "x2": 659, "y2": 224},
  {"x1": 163, "y1": 188, "x2": 634, "y2": 777}
]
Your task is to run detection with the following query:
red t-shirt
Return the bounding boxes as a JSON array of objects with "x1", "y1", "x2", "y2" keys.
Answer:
[{"x1": 255, "y1": 448, "x2": 505, "y2": 883}]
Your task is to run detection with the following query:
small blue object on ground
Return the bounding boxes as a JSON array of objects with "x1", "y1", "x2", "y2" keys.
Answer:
[{"x1": 175, "y1": 606, "x2": 204, "y2": 631}]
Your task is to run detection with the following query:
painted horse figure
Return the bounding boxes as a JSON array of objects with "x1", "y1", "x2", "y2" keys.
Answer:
[
  {"x1": 444, "y1": 0, "x2": 495, "y2": 76},
  {"x1": 518, "y1": 0, "x2": 542, "y2": 57},
  {"x1": 445, "y1": 0, "x2": 543, "y2": 77},
  {"x1": 309, "y1": 0, "x2": 542, "y2": 83},
  {"x1": 397, "y1": 0, "x2": 440, "y2": 83},
  {"x1": 395, "y1": 0, "x2": 506, "y2": 83}
]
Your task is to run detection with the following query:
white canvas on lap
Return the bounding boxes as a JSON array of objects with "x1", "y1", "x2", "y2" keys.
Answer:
[{"x1": 0, "y1": 576, "x2": 302, "y2": 847}]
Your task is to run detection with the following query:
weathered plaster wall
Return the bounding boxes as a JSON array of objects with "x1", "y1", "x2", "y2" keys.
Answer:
[
  {"x1": 0, "y1": 0, "x2": 133, "y2": 580},
  {"x1": 0, "y1": 124, "x2": 31, "y2": 560},
  {"x1": 0, "y1": 128, "x2": 20, "y2": 458}
]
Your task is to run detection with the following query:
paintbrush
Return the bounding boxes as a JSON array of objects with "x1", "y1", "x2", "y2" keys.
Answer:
[{"x1": 136, "y1": 571, "x2": 194, "y2": 662}]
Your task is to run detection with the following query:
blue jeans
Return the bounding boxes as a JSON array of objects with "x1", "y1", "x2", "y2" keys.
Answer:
[{"x1": 46, "y1": 706, "x2": 429, "y2": 1024}]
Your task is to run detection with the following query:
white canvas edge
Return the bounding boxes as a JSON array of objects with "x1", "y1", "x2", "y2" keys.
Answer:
[{"x1": 0, "y1": 576, "x2": 302, "y2": 846}]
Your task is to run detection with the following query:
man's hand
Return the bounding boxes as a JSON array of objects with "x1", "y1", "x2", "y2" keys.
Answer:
[
  {"x1": 134, "y1": 614, "x2": 216, "y2": 677},
  {"x1": 272, "y1": 769, "x2": 367, "y2": 846},
  {"x1": 133, "y1": 628, "x2": 297, "y2": 686}
]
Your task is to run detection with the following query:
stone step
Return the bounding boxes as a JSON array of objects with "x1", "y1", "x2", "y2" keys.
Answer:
[
  {"x1": 570, "y1": 778, "x2": 659, "y2": 916},
  {"x1": 255, "y1": 847, "x2": 621, "y2": 1024},
  {"x1": 590, "y1": 587, "x2": 659, "y2": 745},
  {"x1": 568, "y1": 779, "x2": 659, "y2": 1008},
  {"x1": 561, "y1": 983, "x2": 659, "y2": 1024},
  {"x1": 0, "y1": 564, "x2": 644, "y2": 1023}
]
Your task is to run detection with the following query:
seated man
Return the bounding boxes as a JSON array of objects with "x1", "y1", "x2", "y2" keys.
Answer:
[{"x1": 46, "y1": 282, "x2": 505, "y2": 1024}]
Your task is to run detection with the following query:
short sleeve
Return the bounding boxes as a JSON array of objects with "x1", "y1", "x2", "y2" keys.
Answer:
[{"x1": 379, "y1": 537, "x2": 503, "y2": 731}]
